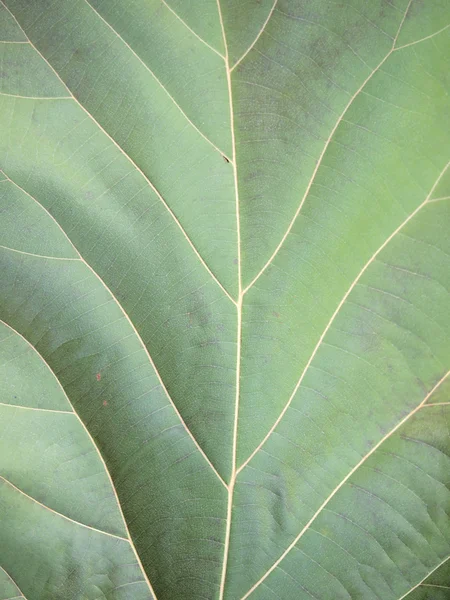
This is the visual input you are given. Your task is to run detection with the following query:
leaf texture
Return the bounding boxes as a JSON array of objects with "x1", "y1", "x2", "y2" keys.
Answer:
[{"x1": 0, "y1": 1, "x2": 449, "y2": 599}]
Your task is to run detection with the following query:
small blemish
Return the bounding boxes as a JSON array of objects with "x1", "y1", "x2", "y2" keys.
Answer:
[
  {"x1": 223, "y1": 155, "x2": 230, "y2": 163},
  {"x1": 96, "y1": 373, "x2": 101, "y2": 381},
  {"x1": 102, "y1": 400, "x2": 108, "y2": 407}
]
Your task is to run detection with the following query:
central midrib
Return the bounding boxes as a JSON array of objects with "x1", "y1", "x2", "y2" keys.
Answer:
[{"x1": 215, "y1": 1, "x2": 243, "y2": 598}]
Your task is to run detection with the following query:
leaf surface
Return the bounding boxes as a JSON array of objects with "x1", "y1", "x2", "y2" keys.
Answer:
[{"x1": 0, "y1": 1, "x2": 449, "y2": 599}]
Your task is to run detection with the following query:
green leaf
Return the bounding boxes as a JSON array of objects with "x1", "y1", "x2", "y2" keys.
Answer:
[{"x1": 0, "y1": 1, "x2": 449, "y2": 599}]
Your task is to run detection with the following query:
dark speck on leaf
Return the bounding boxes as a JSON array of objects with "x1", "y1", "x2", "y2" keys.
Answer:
[{"x1": 223, "y1": 155, "x2": 230, "y2": 163}]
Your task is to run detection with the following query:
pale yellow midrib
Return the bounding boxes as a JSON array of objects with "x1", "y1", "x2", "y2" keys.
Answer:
[
  {"x1": 215, "y1": 1, "x2": 427, "y2": 597},
  {"x1": 216, "y1": 1, "x2": 242, "y2": 598}
]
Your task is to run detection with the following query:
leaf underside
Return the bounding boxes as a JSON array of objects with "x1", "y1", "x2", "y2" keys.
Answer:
[{"x1": 0, "y1": 0, "x2": 449, "y2": 599}]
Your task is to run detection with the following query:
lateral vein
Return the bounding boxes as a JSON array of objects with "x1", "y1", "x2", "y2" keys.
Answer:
[
  {"x1": 83, "y1": 0, "x2": 230, "y2": 159},
  {"x1": 230, "y1": 0, "x2": 278, "y2": 72},
  {"x1": 0, "y1": 320, "x2": 158, "y2": 598},
  {"x1": 0, "y1": 468, "x2": 128, "y2": 541},
  {"x1": 0, "y1": 1, "x2": 235, "y2": 305},
  {"x1": 1, "y1": 171, "x2": 228, "y2": 492},
  {"x1": 238, "y1": 160, "x2": 450, "y2": 474},
  {"x1": 0, "y1": 244, "x2": 81, "y2": 260},
  {"x1": 243, "y1": 0, "x2": 413, "y2": 294},
  {"x1": 0, "y1": 401, "x2": 74, "y2": 414},
  {"x1": 160, "y1": 0, "x2": 225, "y2": 59},
  {"x1": 398, "y1": 556, "x2": 450, "y2": 599},
  {"x1": 421, "y1": 583, "x2": 450, "y2": 589},
  {"x1": 0, "y1": 566, "x2": 28, "y2": 600},
  {"x1": 240, "y1": 371, "x2": 450, "y2": 599},
  {"x1": 394, "y1": 22, "x2": 450, "y2": 50},
  {"x1": 0, "y1": 91, "x2": 71, "y2": 100}
]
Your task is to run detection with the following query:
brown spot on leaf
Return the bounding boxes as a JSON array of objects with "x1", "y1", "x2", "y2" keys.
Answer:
[
  {"x1": 96, "y1": 373, "x2": 101, "y2": 381},
  {"x1": 103, "y1": 400, "x2": 108, "y2": 407}
]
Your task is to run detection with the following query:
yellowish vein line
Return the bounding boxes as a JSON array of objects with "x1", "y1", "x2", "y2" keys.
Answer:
[
  {"x1": 1, "y1": 171, "x2": 228, "y2": 491},
  {"x1": 0, "y1": 244, "x2": 81, "y2": 260},
  {"x1": 0, "y1": 319, "x2": 158, "y2": 598},
  {"x1": 160, "y1": 0, "x2": 225, "y2": 59},
  {"x1": 82, "y1": 259, "x2": 229, "y2": 490},
  {"x1": 427, "y1": 195, "x2": 450, "y2": 203},
  {"x1": 216, "y1": 1, "x2": 242, "y2": 596},
  {"x1": 0, "y1": 91, "x2": 71, "y2": 99},
  {"x1": 230, "y1": 0, "x2": 278, "y2": 72},
  {"x1": 0, "y1": 566, "x2": 27, "y2": 600},
  {"x1": 0, "y1": 401, "x2": 74, "y2": 414},
  {"x1": 421, "y1": 583, "x2": 450, "y2": 589},
  {"x1": 83, "y1": 0, "x2": 231, "y2": 160},
  {"x1": 394, "y1": 22, "x2": 450, "y2": 50},
  {"x1": 238, "y1": 160, "x2": 450, "y2": 474},
  {"x1": 240, "y1": 371, "x2": 450, "y2": 599},
  {"x1": 0, "y1": 474, "x2": 130, "y2": 541},
  {"x1": 0, "y1": 2, "x2": 235, "y2": 305},
  {"x1": 398, "y1": 555, "x2": 450, "y2": 599},
  {"x1": 420, "y1": 576, "x2": 450, "y2": 590},
  {"x1": 243, "y1": 0, "x2": 413, "y2": 294}
]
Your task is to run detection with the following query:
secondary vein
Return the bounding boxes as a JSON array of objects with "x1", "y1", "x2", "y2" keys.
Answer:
[
  {"x1": 238, "y1": 160, "x2": 450, "y2": 474},
  {"x1": 240, "y1": 371, "x2": 450, "y2": 599},
  {"x1": 1, "y1": 170, "x2": 227, "y2": 490},
  {"x1": 83, "y1": 0, "x2": 230, "y2": 159},
  {"x1": 243, "y1": 0, "x2": 414, "y2": 294},
  {"x1": 0, "y1": 0, "x2": 235, "y2": 305},
  {"x1": 0, "y1": 473, "x2": 128, "y2": 541},
  {"x1": 0, "y1": 566, "x2": 28, "y2": 600},
  {"x1": 0, "y1": 317, "x2": 158, "y2": 598}
]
